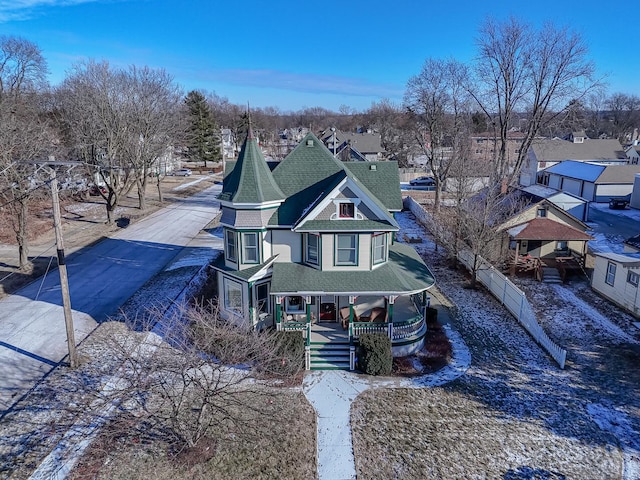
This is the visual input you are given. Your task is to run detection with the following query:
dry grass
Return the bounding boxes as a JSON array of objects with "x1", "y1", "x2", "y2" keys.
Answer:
[
  {"x1": 352, "y1": 388, "x2": 621, "y2": 480},
  {"x1": 70, "y1": 389, "x2": 316, "y2": 480}
]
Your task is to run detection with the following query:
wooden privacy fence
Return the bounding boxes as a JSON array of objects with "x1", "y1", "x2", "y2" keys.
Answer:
[{"x1": 405, "y1": 196, "x2": 567, "y2": 369}]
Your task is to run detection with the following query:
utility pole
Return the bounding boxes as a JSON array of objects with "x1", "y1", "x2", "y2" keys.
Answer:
[{"x1": 49, "y1": 166, "x2": 78, "y2": 368}]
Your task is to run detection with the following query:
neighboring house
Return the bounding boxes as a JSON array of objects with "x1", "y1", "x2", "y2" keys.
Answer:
[
  {"x1": 519, "y1": 136, "x2": 627, "y2": 186},
  {"x1": 591, "y1": 252, "x2": 640, "y2": 318},
  {"x1": 624, "y1": 233, "x2": 640, "y2": 253},
  {"x1": 625, "y1": 144, "x2": 640, "y2": 165},
  {"x1": 469, "y1": 130, "x2": 527, "y2": 165},
  {"x1": 519, "y1": 184, "x2": 589, "y2": 222},
  {"x1": 541, "y1": 160, "x2": 640, "y2": 202},
  {"x1": 212, "y1": 129, "x2": 436, "y2": 370},
  {"x1": 320, "y1": 128, "x2": 385, "y2": 161},
  {"x1": 495, "y1": 189, "x2": 592, "y2": 278},
  {"x1": 631, "y1": 174, "x2": 640, "y2": 210}
]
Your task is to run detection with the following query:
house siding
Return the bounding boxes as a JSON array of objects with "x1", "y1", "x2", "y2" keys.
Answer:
[
  {"x1": 595, "y1": 184, "x2": 634, "y2": 202},
  {"x1": 321, "y1": 233, "x2": 372, "y2": 271},
  {"x1": 271, "y1": 230, "x2": 301, "y2": 263},
  {"x1": 591, "y1": 256, "x2": 640, "y2": 317}
]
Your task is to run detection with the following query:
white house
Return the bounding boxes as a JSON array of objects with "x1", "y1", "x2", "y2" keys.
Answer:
[
  {"x1": 541, "y1": 160, "x2": 640, "y2": 202},
  {"x1": 519, "y1": 136, "x2": 627, "y2": 186},
  {"x1": 591, "y1": 252, "x2": 640, "y2": 318}
]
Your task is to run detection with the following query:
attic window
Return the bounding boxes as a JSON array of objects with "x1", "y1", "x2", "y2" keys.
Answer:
[
  {"x1": 537, "y1": 207, "x2": 547, "y2": 218},
  {"x1": 306, "y1": 139, "x2": 314, "y2": 147},
  {"x1": 339, "y1": 203, "x2": 355, "y2": 218}
]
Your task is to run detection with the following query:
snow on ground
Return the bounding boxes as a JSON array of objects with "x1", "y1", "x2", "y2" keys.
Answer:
[
  {"x1": 172, "y1": 176, "x2": 210, "y2": 191},
  {"x1": 590, "y1": 201, "x2": 640, "y2": 222},
  {"x1": 389, "y1": 208, "x2": 640, "y2": 479}
]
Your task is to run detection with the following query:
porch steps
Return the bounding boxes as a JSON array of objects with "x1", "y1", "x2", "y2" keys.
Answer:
[
  {"x1": 542, "y1": 267, "x2": 563, "y2": 284},
  {"x1": 309, "y1": 341, "x2": 351, "y2": 370}
]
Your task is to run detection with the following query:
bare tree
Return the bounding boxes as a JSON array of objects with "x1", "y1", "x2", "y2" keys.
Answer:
[
  {"x1": 57, "y1": 61, "x2": 181, "y2": 221},
  {"x1": 606, "y1": 92, "x2": 640, "y2": 143},
  {"x1": 86, "y1": 303, "x2": 303, "y2": 451},
  {"x1": 364, "y1": 99, "x2": 414, "y2": 167},
  {"x1": 121, "y1": 66, "x2": 182, "y2": 210},
  {"x1": 404, "y1": 58, "x2": 472, "y2": 211},
  {"x1": 0, "y1": 36, "x2": 51, "y2": 270},
  {"x1": 472, "y1": 17, "x2": 598, "y2": 184}
]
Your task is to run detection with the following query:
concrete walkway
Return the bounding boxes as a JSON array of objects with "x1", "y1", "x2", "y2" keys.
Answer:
[{"x1": 302, "y1": 300, "x2": 471, "y2": 480}]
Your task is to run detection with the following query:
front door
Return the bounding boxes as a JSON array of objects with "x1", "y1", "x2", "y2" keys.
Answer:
[{"x1": 319, "y1": 295, "x2": 336, "y2": 322}]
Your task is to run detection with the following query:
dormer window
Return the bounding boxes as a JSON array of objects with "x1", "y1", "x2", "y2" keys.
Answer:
[{"x1": 339, "y1": 202, "x2": 355, "y2": 218}]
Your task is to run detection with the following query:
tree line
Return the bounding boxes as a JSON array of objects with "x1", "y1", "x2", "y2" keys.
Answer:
[{"x1": 1, "y1": 17, "x2": 639, "y2": 271}]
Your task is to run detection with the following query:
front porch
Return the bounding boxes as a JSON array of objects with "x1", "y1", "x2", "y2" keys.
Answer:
[{"x1": 276, "y1": 294, "x2": 429, "y2": 370}]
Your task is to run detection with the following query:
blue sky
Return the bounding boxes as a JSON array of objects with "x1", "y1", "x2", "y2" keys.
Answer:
[{"x1": 1, "y1": 0, "x2": 637, "y2": 112}]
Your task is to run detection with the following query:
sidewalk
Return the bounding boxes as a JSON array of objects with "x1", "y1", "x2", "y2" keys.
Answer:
[{"x1": 302, "y1": 296, "x2": 471, "y2": 480}]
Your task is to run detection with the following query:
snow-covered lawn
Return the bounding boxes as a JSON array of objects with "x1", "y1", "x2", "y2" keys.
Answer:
[{"x1": 352, "y1": 209, "x2": 640, "y2": 479}]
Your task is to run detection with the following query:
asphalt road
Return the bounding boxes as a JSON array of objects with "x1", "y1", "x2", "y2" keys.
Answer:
[{"x1": 0, "y1": 184, "x2": 222, "y2": 413}]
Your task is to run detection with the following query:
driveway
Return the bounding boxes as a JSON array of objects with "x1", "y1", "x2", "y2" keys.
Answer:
[
  {"x1": 0, "y1": 184, "x2": 222, "y2": 413},
  {"x1": 588, "y1": 203, "x2": 640, "y2": 241}
]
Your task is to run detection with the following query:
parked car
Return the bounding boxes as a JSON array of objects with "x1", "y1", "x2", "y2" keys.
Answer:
[
  {"x1": 88, "y1": 185, "x2": 107, "y2": 196},
  {"x1": 171, "y1": 168, "x2": 192, "y2": 177},
  {"x1": 409, "y1": 176, "x2": 435, "y2": 186}
]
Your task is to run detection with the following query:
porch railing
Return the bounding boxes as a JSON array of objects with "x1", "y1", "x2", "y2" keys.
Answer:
[
  {"x1": 392, "y1": 315, "x2": 424, "y2": 340},
  {"x1": 351, "y1": 321, "x2": 387, "y2": 337},
  {"x1": 280, "y1": 321, "x2": 307, "y2": 332}
]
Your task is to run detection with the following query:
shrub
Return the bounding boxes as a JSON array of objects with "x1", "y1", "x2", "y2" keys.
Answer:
[
  {"x1": 426, "y1": 307, "x2": 438, "y2": 327},
  {"x1": 358, "y1": 333, "x2": 392, "y2": 376},
  {"x1": 274, "y1": 331, "x2": 305, "y2": 370}
]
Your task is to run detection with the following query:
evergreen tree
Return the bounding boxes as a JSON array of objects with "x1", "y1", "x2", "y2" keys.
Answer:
[{"x1": 184, "y1": 90, "x2": 221, "y2": 167}]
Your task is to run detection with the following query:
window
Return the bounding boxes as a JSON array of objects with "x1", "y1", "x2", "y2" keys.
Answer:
[
  {"x1": 224, "y1": 278, "x2": 243, "y2": 313},
  {"x1": 556, "y1": 241, "x2": 568, "y2": 252},
  {"x1": 242, "y1": 232, "x2": 259, "y2": 264},
  {"x1": 256, "y1": 283, "x2": 270, "y2": 314},
  {"x1": 628, "y1": 271, "x2": 639, "y2": 287},
  {"x1": 537, "y1": 207, "x2": 547, "y2": 218},
  {"x1": 285, "y1": 296, "x2": 304, "y2": 313},
  {"x1": 339, "y1": 203, "x2": 355, "y2": 218},
  {"x1": 605, "y1": 262, "x2": 616, "y2": 286},
  {"x1": 476, "y1": 139, "x2": 484, "y2": 144},
  {"x1": 225, "y1": 229, "x2": 237, "y2": 262},
  {"x1": 372, "y1": 233, "x2": 387, "y2": 264},
  {"x1": 305, "y1": 233, "x2": 320, "y2": 266},
  {"x1": 336, "y1": 234, "x2": 357, "y2": 265}
]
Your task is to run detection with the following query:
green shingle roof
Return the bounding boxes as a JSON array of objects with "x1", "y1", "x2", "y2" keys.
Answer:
[
  {"x1": 295, "y1": 219, "x2": 397, "y2": 232},
  {"x1": 218, "y1": 131, "x2": 285, "y2": 204},
  {"x1": 270, "y1": 243, "x2": 435, "y2": 295},
  {"x1": 344, "y1": 162, "x2": 403, "y2": 211},
  {"x1": 211, "y1": 255, "x2": 277, "y2": 281},
  {"x1": 269, "y1": 132, "x2": 402, "y2": 226}
]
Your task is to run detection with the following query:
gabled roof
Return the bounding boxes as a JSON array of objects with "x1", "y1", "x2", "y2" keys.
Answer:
[
  {"x1": 545, "y1": 161, "x2": 606, "y2": 182},
  {"x1": 217, "y1": 128, "x2": 285, "y2": 204},
  {"x1": 545, "y1": 160, "x2": 640, "y2": 184},
  {"x1": 507, "y1": 217, "x2": 593, "y2": 241},
  {"x1": 269, "y1": 132, "x2": 401, "y2": 226},
  {"x1": 530, "y1": 138, "x2": 626, "y2": 162},
  {"x1": 594, "y1": 252, "x2": 640, "y2": 267}
]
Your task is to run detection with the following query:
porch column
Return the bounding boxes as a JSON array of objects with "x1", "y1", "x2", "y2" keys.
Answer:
[
  {"x1": 510, "y1": 240, "x2": 520, "y2": 276},
  {"x1": 305, "y1": 295, "x2": 312, "y2": 347},
  {"x1": 349, "y1": 295, "x2": 356, "y2": 340},
  {"x1": 275, "y1": 296, "x2": 282, "y2": 331},
  {"x1": 388, "y1": 295, "x2": 397, "y2": 340}
]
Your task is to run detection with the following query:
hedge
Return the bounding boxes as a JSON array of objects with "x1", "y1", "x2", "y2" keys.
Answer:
[{"x1": 358, "y1": 333, "x2": 392, "y2": 375}]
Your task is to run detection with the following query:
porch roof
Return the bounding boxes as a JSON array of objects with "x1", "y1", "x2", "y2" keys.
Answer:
[
  {"x1": 508, "y1": 218, "x2": 593, "y2": 241},
  {"x1": 211, "y1": 255, "x2": 278, "y2": 282},
  {"x1": 270, "y1": 242, "x2": 435, "y2": 296}
]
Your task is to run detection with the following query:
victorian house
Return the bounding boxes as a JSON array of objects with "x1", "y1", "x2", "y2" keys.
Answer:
[{"x1": 211, "y1": 128, "x2": 436, "y2": 370}]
